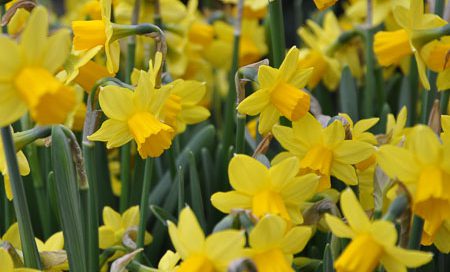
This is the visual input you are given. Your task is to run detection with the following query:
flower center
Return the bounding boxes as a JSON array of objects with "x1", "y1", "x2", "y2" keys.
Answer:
[
  {"x1": 270, "y1": 82, "x2": 310, "y2": 121},
  {"x1": 252, "y1": 190, "x2": 290, "y2": 221},
  {"x1": 162, "y1": 94, "x2": 182, "y2": 129},
  {"x1": 72, "y1": 20, "x2": 107, "y2": 50},
  {"x1": 334, "y1": 234, "x2": 383, "y2": 272},
  {"x1": 374, "y1": 29, "x2": 412, "y2": 66},
  {"x1": 127, "y1": 112, "x2": 174, "y2": 158},
  {"x1": 414, "y1": 166, "x2": 450, "y2": 237},
  {"x1": 188, "y1": 22, "x2": 214, "y2": 47},
  {"x1": 299, "y1": 145, "x2": 333, "y2": 191},
  {"x1": 252, "y1": 248, "x2": 293, "y2": 272},
  {"x1": 178, "y1": 254, "x2": 215, "y2": 272},
  {"x1": 14, "y1": 67, "x2": 75, "y2": 124}
]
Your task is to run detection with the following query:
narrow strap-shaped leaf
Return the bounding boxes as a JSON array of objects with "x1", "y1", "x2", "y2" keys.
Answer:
[
  {"x1": 51, "y1": 126, "x2": 87, "y2": 272},
  {"x1": 188, "y1": 151, "x2": 206, "y2": 230},
  {"x1": 339, "y1": 66, "x2": 359, "y2": 121}
]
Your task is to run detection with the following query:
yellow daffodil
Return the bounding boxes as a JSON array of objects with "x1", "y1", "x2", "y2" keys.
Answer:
[
  {"x1": 0, "y1": 248, "x2": 39, "y2": 272},
  {"x1": 273, "y1": 113, "x2": 374, "y2": 191},
  {"x1": 6, "y1": 7, "x2": 30, "y2": 35},
  {"x1": 0, "y1": 132, "x2": 30, "y2": 201},
  {"x1": 298, "y1": 12, "x2": 360, "y2": 90},
  {"x1": 0, "y1": 6, "x2": 75, "y2": 126},
  {"x1": 345, "y1": 0, "x2": 401, "y2": 26},
  {"x1": 204, "y1": 19, "x2": 267, "y2": 69},
  {"x1": 314, "y1": 0, "x2": 338, "y2": 11},
  {"x1": 325, "y1": 189, "x2": 433, "y2": 272},
  {"x1": 247, "y1": 215, "x2": 312, "y2": 272},
  {"x1": 167, "y1": 206, "x2": 245, "y2": 272},
  {"x1": 237, "y1": 47, "x2": 313, "y2": 134},
  {"x1": 72, "y1": 0, "x2": 120, "y2": 73},
  {"x1": 161, "y1": 80, "x2": 210, "y2": 134},
  {"x1": 88, "y1": 69, "x2": 174, "y2": 158},
  {"x1": 149, "y1": 250, "x2": 180, "y2": 272},
  {"x1": 211, "y1": 155, "x2": 319, "y2": 224},
  {"x1": 377, "y1": 125, "x2": 450, "y2": 240},
  {"x1": 98, "y1": 206, "x2": 152, "y2": 249},
  {"x1": 374, "y1": 0, "x2": 447, "y2": 89},
  {"x1": 420, "y1": 36, "x2": 450, "y2": 91}
]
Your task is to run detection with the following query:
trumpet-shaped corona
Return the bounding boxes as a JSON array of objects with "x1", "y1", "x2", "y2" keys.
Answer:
[{"x1": 374, "y1": 29, "x2": 413, "y2": 66}]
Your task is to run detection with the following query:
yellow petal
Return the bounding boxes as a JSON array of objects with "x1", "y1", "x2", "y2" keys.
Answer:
[
  {"x1": 0, "y1": 84, "x2": 27, "y2": 127},
  {"x1": 409, "y1": 125, "x2": 441, "y2": 165},
  {"x1": 279, "y1": 47, "x2": 300, "y2": 81},
  {"x1": 258, "y1": 65, "x2": 278, "y2": 89},
  {"x1": 180, "y1": 107, "x2": 210, "y2": 124},
  {"x1": 171, "y1": 80, "x2": 206, "y2": 105},
  {"x1": 269, "y1": 156, "x2": 300, "y2": 189},
  {"x1": 258, "y1": 105, "x2": 279, "y2": 135},
  {"x1": 292, "y1": 112, "x2": 323, "y2": 146},
  {"x1": 384, "y1": 246, "x2": 433, "y2": 268},
  {"x1": 43, "y1": 231, "x2": 64, "y2": 251},
  {"x1": 334, "y1": 141, "x2": 374, "y2": 164},
  {"x1": 0, "y1": 248, "x2": 14, "y2": 271},
  {"x1": 43, "y1": 29, "x2": 71, "y2": 74},
  {"x1": 2, "y1": 222, "x2": 21, "y2": 249},
  {"x1": 324, "y1": 214, "x2": 354, "y2": 238},
  {"x1": 0, "y1": 37, "x2": 21, "y2": 79},
  {"x1": 380, "y1": 254, "x2": 407, "y2": 272},
  {"x1": 370, "y1": 220, "x2": 397, "y2": 246},
  {"x1": 20, "y1": 6, "x2": 47, "y2": 64},
  {"x1": 237, "y1": 89, "x2": 270, "y2": 116},
  {"x1": 87, "y1": 119, "x2": 132, "y2": 149},
  {"x1": 122, "y1": 205, "x2": 140, "y2": 229},
  {"x1": 354, "y1": 118, "x2": 379, "y2": 134},
  {"x1": 103, "y1": 206, "x2": 122, "y2": 230},
  {"x1": 377, "y1": 145, "x2": 420, "y2": 182},
  {"x1": 323, "y1": 120, "x2": 345, "y2": 148},
  {"x1": 415, "y1": 52, "x2": 430, "y2": 90},
  {"x1": 340, "y1": 188, "x2": 371, "y2": 233},
  {"x1": 289, "y1": 67, "x2": 314, "y2": 89},
  {"x1": 99, "y1": 86, "x2": 134, "y2": 121},
  {"x1": 281, "y1": 173, "x2": 319, "y2": 205},
  {"x1": 210, "y1": 191, "x2": 252, "y2": 214},
  {"x1": 437, "y1": 69, "x2": 450, "y2": 91},
  {"x1": 17, "y1": 151, "x2": 30, "y2": 176},
  {"x1": 272, "y1": 125, "x2": 307, "y2": 156},
  {"x1": 228, "y1": 154, "x2": 269, "y2": 194},
  {"x1": 249, "y1": 215, "x2": 286, "y2": 251},
  {"x1": 175, "y1": 207, "x2": 205, "y2": 255},
  {"x1": 205, "y1": 230, "x2": 245, "y2": 267},
  {"x1": 330, "y1": 161, "x2": 358, "y2": 185},
  {"x1": 280, "y1": 226, "x2": 312, "y2": 254},
  {"x1": 105, "y1": 40, "x2": 120, "y2": 74},
  {"x1": 98, "y1": 226, "x2": 116, "y2": 249}
]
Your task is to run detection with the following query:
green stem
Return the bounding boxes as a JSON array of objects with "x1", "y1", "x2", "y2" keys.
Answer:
[
  {"x1": 408, "y1": 215, "x2": 424, "y2": 250},
  {"x1": 83, "y1": 142, "x2": 99, "y2": 272},
  {"x1": 126, "y1": 260, "x2": 153, "y2": 272},
  {"x1": 382, "y1": 194, "x2": 408, "y2": 222},
  {"x1": 119, "y1": 143, "x2": 131, "y2": 212},
  {"x1": 440, "y1": 91, "x2": 449, "y2": 114},
  {"x1": 409, "y1": 57, "x2": 419, "y2": 125},
  {"x1": 420, "y1": 72, "x2": 438, "y2": 124},
  {"x1": 362, "y1": 29, "x2": 376, "y2": 118},
  {"x1": 268, "y1": 0, "x2": 286, "y2": 67},
  {"x1": 136, "y1": 158, "x2": 154, "y2": 261},
  {"x1": 1, "y1": 127, "x2": 41, "y2": 269},
  {"x1": 235, "y1": 113, "x2": 246, "y2": 153}
]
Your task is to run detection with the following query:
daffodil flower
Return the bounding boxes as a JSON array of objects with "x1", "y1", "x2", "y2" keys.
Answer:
[
  {"x1": 87, "y1": 70, "x2": 174, "y2": 158},
  {"x1": 0, "y1": 248, "x2": 39, "y2": 272},
  {"x1": 72, "y1": 0, "x2": 120, "y2": 73},
  {"x1": 377, "y1": 125, "x2": 450, "y2": 240},
  {"x1": 0, "y1": 6, "x2": 75, "y2": 126},
  {"x1": 247, "y1": 215, "x2": 312, "y2": 272},
  {"x1": 374, "y1": 0, "x2": 447, "y2": 89},
  {"x1": 211, "y1": 155, "x2": 319, "y2": 224},
  {"x1": 273, "y1": 113, "x2": 375, "y2": 191},
  {"x1": 422, "y1": 218, "x2": 450, "y2": 253},
  {"x1": 161, "y1": 80, "x2": 210, "y2": 134},
  {"x1": 385, "y1": 106, "x2": 409, "y2": 145},
  {"x1": 325, "y1": 189, "x2": 433, "y2": 272},
  {"x1": 167, "y1": 206, "x2": 245, "y2": 272},
  {"x1": 297, "y1": 12, "x2": 360, "y2": 90},
  {"x1": 420, "y1": 36, "x2": 450, "y2": 91},
  {"x1": 237, "y1": 47, "x2": 313, "y2": 134},
  {"x1": 98, "y1": 206, "x2": 152, "y2": 249}
]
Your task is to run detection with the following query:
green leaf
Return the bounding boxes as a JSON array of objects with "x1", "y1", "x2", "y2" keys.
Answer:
[
  {"x1": 150, "y1": 205, "x2": 177, "y2": 226},
  {"x1": 51, "y1": 126, "x2": 87, "y2": 272},
  {"x1": 188, "y1": 151, "x2": 206, "y2": 230},
  {"x1": 323, "y1": 243, "x2": 334, "y2": 272},
  {"x1": 339, "y1": 66, "x2": 359, "y2": 121}
]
